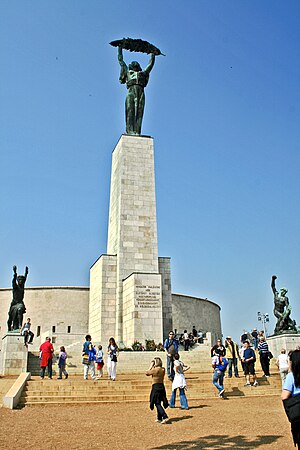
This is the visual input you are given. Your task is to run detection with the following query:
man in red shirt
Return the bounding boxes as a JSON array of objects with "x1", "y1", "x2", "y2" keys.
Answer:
[{"x1": 40, "y1": 337, "x2": 54, "y2": 379}]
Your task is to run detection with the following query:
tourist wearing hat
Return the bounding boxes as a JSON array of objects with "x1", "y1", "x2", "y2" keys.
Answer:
[{"x1": 224, "y1": 336, "x2": 239, "y2": 378}]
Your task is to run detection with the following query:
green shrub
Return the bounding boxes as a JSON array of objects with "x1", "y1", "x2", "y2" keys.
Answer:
[
  {"x1": 156, "y1": 342, "x2": 165, "y2": 352},
  {"x1": 132, "y1": 341, "x2": 144, "y2": 351},
  {"x1": 145, "y1": 339, "x2": 156, "y2": 351}
]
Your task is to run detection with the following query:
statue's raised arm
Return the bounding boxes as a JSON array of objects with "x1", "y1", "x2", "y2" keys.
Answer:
[
  {"x1": 144, "y1": 53, "x2": 155, "y2": 75},
  {"x1": 118, "y1": 46, "x2": 127, "y2": 84},
  {"x1": 271, "y1": 275, "x2": 278, "y2": 296},
  {"x1": 12, "y1": 265, "x2": 17, "y2": 288}
]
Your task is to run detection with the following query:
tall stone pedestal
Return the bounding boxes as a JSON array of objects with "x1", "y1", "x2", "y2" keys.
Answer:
[
  {"x1": 89, "y1": 135, "x2": 172, "y2": 346},
  {"x1": 0, "y1": 333, "x2": 28, "y2": 376},
  {"x1": 267, "y1": 333, "x2": 300, "y2": 357}
]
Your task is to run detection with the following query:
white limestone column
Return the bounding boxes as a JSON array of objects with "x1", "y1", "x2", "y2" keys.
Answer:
[{"x1": 107, "y1": 135, "x2": 159, "y2": 343}]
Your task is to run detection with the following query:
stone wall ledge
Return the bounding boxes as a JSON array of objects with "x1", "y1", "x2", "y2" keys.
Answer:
[{"x1": 3, "y1": 372, "x2": 31, "y2": 409}]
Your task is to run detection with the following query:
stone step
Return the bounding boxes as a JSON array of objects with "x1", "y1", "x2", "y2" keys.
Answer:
[
  {"x1": 23, "y1": 376, "x2": 281, "y2": 387},
  {"x1": 19, "y1": 388, "x2": 281, "y2": 406},
  {"x1": 20, "y1": 371, "x2": 282, "y2": 406},
  {"x1": 23, "y1": 379, "x2": 281, "y2": 393},
  {"x1": 22, "y1": 386, "x2": 280, "y2": 399}
]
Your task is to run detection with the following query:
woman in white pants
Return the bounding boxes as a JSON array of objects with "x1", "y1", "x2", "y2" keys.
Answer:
[{"x1": 107, "y1": 337, "x2": 119, "y2": 381}]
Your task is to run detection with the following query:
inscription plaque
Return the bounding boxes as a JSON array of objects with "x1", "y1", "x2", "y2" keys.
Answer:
[{"x1": 136, "y1": 285, "x2": 161, "y2": 308}]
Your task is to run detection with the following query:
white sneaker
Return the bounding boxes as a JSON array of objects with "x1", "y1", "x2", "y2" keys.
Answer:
[
  {"x1": 219, "y1": 389, "x2": 225, "y2": 397},
  {"x1": 253, "y1": 381, "x2": 258, "y2": 386},
  {"x1": 161, "y1": 418, "x2": 169, "y2": 424}
]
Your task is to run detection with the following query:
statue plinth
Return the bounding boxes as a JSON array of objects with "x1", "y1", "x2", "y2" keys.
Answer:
[
  {"x1": 0, "y1": 333, "x2": 28, "y2": 376},
  {"x1": 267, "y1": 333, "x2": 300, "y2": 357}
]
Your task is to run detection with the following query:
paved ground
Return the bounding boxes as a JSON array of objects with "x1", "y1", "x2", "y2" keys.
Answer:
[
  {"x1": 0, "y1": 377, "x2": 17, "y2": 405},
  {"x1": 0, "y1": 395, "x2": 293, "y2": 449}
]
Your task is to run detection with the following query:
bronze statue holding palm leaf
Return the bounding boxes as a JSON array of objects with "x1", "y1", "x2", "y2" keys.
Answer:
[{"x1": 110, "y1": 38, "x2": 164, "y2": 135}]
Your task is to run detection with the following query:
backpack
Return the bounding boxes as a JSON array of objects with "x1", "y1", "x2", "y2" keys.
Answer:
[{"x1": 217, "y1": 356, "x2": 229, "y2": 372}]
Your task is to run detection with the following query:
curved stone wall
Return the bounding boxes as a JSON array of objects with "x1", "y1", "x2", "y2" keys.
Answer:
[
  {"x1": 172, "y1": 293, "x2": 222, "y2": 344},
  {"x1": 0, "y1": 287, "x2": 221, "y2": 349}
]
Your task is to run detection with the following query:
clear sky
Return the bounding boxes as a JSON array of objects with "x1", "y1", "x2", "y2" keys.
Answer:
[{"x1": 1, "y1": 1, "x2": 299, "y2": 343}]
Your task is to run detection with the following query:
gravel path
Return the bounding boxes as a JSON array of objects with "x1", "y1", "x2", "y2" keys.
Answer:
[{"x1": 0, "y1": 396, "x2": 292, "y2": 449}]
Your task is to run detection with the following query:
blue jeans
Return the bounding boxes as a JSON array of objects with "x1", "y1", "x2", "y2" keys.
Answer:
[
  {"x1": 212, "y1": 370, "x2": 224, "y2": 392},
  {"x1": 227, "y1": 358, "x2": 239, "y2": 377},
  {"x1": 169, "y1": 388, "x2": 189, "y2": 409},
  {"x1": 167, "y1": 356, "x2": 174, "y2": 380},
  {"x1": 253, "y1": 338, "x2": 258, "y2": 350}
]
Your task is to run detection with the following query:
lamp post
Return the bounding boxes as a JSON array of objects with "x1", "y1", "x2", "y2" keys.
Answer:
[{"x1": 257, "y1": 312, "x2": 269, "y2": 337}]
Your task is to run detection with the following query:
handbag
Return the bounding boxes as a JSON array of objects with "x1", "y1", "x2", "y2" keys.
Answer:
[
  {"x1": 268, "y1": 351, "x2": 273, "y2": 359},
  {"x1": 283, "y1": 394, "x2": 300, "y2": 422},
  {"x1": 82, "y1": 355, "x2": 89, "y2": 365},
  {"x1": 111, "y1": 355, "x2": 117, "y2": 363}
]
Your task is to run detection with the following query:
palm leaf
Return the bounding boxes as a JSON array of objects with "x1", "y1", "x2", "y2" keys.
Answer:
[{"x1": 110, "y1": 38, "x2": 165, "y2": 56}]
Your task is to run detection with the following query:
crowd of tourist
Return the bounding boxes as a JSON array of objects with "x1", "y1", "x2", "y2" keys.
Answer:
[
  {"x1": 35, "y1": 325, "x2": 300, "y2": 440},
  {"x1": 176, "y1": 326, "x2": 205, "y2": 349},
  {"x1": 209, "y1": 331, "x2": 272, "y2": 391},
  {"x1": 38, "y1": 334, "x2": 120, "y2": 381}
]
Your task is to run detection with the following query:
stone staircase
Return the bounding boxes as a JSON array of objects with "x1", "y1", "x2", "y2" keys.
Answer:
[{"x1": 19, "y1": 370, "x2": 282, "y2": 407}]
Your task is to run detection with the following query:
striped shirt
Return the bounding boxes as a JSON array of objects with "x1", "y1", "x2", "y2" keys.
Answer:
[{"x1": 258, "y1": 341, "x2": 269, "y2": 353}]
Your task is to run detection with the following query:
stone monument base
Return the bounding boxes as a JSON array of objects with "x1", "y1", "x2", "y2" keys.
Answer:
[
  {"x1": 267, "y1": 333, "x2": 300, "y2": 357},
  {"x1": 0, "y1": 333, "x2": 28, "y2": 376}
]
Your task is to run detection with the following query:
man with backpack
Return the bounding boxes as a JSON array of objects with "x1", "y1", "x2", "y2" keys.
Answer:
[
  {"x1": 164, "y1": 331, "x2": 179, "y2": 381},
  {"x1": 212, "y1": 348, "x2": 228, "y2": 398}
]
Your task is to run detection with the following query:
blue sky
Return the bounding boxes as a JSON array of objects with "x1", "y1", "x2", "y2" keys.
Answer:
[{"x1": 1, "y1": 1, "x2": 299, "y2": 343}]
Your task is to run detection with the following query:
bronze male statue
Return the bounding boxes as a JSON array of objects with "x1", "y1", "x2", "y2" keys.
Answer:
[
  {"x1": 7, "y1": 265, "x2": 28, "y2": 331},
  {"x1": 271, "y1": 275, "x2": 297, "y2": 335}
]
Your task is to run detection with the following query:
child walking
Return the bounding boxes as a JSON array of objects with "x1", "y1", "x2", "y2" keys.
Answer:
[
  {"x1": 169, "y1": 353, "x2": 190, "y2": 409},
  {"x1": 96, "y1": 345, "x2": 104, "y2": 379},
  {"x1": 57, "y1": 346, "x2": 68, "y2": 379}
]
